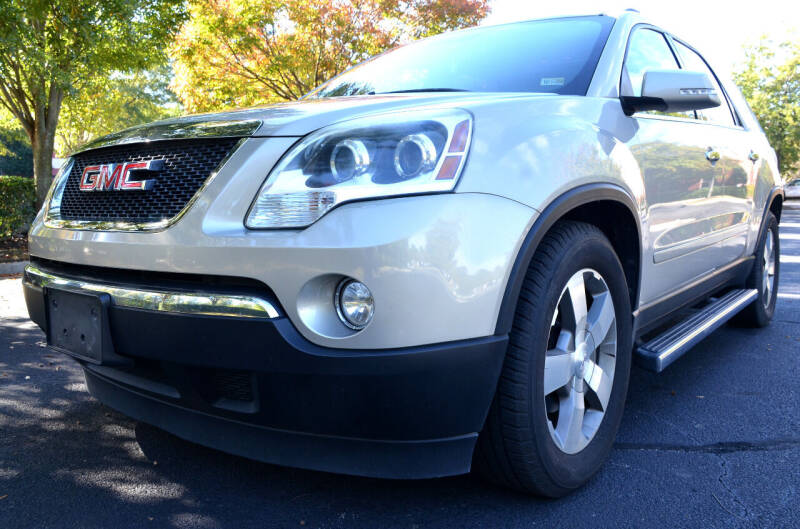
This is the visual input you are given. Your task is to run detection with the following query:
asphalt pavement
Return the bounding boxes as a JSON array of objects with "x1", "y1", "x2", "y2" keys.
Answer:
[{"x1": 1, "y1": 204, "x2": 799, "y2": 529}]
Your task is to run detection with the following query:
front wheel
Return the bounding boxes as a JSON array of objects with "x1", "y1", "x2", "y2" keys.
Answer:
[
  {"x1": 474, "y1": 221, "x2": 632, "y2": 497},
  {"x1": 734, "y1": 212, "x2": 780, "y2": 327}
]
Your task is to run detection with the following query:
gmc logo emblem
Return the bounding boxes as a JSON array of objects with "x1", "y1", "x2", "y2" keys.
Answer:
[{"x1": 79, "y1": 160, "x2": 164, "y2": 191}]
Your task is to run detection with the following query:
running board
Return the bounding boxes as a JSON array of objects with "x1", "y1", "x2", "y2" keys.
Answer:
[{"x1": 636, "y1": 289, "x2": 758, "y2": 373}]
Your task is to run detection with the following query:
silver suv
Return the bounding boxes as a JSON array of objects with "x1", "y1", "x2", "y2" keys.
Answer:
[{"x1": 23, "y1": 11, "x2": 784, "y2": 496}]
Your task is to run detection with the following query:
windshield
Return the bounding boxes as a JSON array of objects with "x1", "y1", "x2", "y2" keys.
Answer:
[{"x1": 308, "y1": 16, "x2": 615, "y2": 98}]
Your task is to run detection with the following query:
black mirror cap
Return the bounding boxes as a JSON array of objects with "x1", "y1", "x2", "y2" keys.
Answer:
[{"x1": 619, "y1": 96, "x2": 668, "y2": 116}]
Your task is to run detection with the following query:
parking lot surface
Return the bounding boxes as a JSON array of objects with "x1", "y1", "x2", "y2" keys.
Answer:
[{"x1": 1, "y1": 204, "x2": 799, "y2": 528}]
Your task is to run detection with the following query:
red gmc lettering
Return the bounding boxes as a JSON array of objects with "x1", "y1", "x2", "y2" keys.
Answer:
[
  {"x1": 99, "y1": 164, "x2": 123, "y2": 190},
  {"x1": 79, "y1": 165, "x2": 102, "y2": 190},
  {"x1": 118, "y1": 162, "x2": 150, "y2": 190},
  {"x1": 78, "y1": 161, "x2": 158, "y2": 191}
]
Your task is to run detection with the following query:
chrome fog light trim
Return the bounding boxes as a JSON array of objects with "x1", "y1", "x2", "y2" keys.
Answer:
[{"x1": 334, "y1": 279, "x2": 375, "y2": 330}]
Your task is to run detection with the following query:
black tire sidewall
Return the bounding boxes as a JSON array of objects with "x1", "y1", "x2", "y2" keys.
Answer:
[
  {"x1": 527, "y1": 235, "x2": 632, "y2": 489},
  {"x1": 755, "y1": 214, "x2": 780, "y2": 321}
]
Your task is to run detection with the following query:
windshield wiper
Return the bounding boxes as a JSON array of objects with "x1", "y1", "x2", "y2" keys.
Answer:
[{"x1": 376, "y1": 88, "x2": 471, "y2": 94}]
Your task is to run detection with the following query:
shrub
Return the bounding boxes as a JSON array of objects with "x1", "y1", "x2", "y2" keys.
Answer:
[
  {"x1": 0, "y1": 115, "x2": 33, "y2": 177},
  {"x1": 0, "y1": 175, "x2": 36, "y2": 237}
]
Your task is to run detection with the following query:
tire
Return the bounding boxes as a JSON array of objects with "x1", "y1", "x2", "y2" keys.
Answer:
[
  {"x1": 734, "y1": 212, "x2": 780, "y2": 327},
  {"x1": 473, "y1": 220, "x2": 632, "y2": 497}
]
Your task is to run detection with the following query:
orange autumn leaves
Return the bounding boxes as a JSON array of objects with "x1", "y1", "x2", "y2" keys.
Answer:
[{"x1": 169, "y1": 0, "x2": 490, "y2": 112}]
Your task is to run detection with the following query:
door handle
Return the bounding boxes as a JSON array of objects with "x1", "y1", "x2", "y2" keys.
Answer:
[
  {"x1": 748, "y1": 150, "x2": 759, "y2": 162},
  {"x1": 705, "y1": 148, "x2": 720, "y2": 163}
]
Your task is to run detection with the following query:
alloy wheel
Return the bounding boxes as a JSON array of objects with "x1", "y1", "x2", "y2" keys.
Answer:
[
  {"x1": 543, "y1": 269, "x2": 617, "y2": 454},
  {"x1": 762, "y1": 229, "x2": 776, "y2": 307}
]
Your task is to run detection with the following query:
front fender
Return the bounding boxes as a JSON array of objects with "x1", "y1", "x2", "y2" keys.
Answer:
[{"x1": 456, "y1": 97, "x2": 646, "y2": 215}]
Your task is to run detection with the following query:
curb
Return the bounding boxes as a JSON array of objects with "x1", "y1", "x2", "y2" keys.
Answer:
[{"x1": 0, "y1": 260, "x2": 29, "y2": 276}]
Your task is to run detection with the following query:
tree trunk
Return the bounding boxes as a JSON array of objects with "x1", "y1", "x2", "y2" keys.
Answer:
[
  {"x1": 32, "y1": 127, "x2": 55, "y2": 209},
  {"x1": 30, "y1": 85, "x2": 63, "y2": 209}
]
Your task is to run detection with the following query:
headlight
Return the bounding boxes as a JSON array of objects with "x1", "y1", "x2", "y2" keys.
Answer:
[{"x1": 246, "y1": 109, "x2": 472, "y2": 229}]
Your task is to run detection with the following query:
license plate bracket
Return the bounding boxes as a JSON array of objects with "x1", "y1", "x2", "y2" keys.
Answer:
[{"x1": 45, "y1": 288, "x2": 119, "y2": 364}]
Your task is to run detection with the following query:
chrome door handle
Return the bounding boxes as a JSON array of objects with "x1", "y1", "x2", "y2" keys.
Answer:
[
  {"x1": 705, "y1": 148, "x2": 720, "y2": 163},
  {"x1": 748, "y1": 150, "x2": 760, "y2": 162}
]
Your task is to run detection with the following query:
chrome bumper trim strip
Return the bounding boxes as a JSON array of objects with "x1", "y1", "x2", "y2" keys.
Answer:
[{"x1": 24, "y1": 265, "x2": 280, "y2": 320}]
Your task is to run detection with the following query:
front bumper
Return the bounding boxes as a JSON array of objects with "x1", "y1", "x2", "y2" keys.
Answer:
[{"x1": 23, "y1": 264, "x2": 507, "y2": 478}]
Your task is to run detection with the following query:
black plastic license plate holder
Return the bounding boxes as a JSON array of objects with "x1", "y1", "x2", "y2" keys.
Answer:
[{"x1": 44, "y1": 287, "x2": 122, "y2": 365}]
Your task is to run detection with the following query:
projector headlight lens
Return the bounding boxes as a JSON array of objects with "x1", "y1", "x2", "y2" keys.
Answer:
[
  {"x1": 330, "y1": 139, "x2": 370, "y2": 182},
  {"x1": 394, "y1": 133, "x2": 437, "y2": 178}
]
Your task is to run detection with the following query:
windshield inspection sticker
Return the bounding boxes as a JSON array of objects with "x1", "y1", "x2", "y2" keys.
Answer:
[{"x1": 540, "y1": 77, "x2": 565, "y2": 87}]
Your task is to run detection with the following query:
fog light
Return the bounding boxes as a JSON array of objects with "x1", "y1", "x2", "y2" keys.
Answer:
[{"x1": 335, "y1": 279, "x2": 374, "y2": 330}]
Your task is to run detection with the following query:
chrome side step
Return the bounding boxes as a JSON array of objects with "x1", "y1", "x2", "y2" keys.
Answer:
[{"x1": 636, "y1": 289, "x2": 758, "y2": 373}]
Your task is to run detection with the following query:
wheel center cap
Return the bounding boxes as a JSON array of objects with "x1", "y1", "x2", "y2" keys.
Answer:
[{"x1": 574, "y1": 330, "x2": 596, "y2": 379}]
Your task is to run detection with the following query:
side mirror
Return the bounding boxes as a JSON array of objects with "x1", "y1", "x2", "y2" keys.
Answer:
[{"x1": 621, "y1": 69, "x2": 721, "y2": 116}]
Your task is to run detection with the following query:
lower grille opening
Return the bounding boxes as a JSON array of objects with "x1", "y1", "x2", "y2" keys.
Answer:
[
  {"x1": 194, "y1": 368, "x2": 258, "y2": 414},
  {"x1": 211, "y1": 370, "x2": 254, "y2": 402}
]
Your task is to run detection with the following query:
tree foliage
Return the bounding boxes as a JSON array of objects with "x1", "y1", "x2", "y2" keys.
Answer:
[
  {"x1": 0, "y1": 175, "x2": 35, "y2": 237},
  {"x1": 56, "y1": 67, "x2": 181, "y2": 156},
  {"x1": 735, "y1": 37, "x2": 800, "y2": 175},
  {"x1": 170, "y1": 0, "x2": 490, "y2": 113},
  {"x1": 0, "y1": 0, "x2": 186, "y2": 205},
  {"x1": 0, "y1": 110, "x2": 32, "y2": 176}
]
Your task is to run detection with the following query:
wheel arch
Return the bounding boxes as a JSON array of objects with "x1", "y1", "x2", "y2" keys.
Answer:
[
  {"x1": 494, "y1": 184, "x2": 642, "y2": 336},
  {"x1": 751, "y1": 186, "x2": 785, "y2": 260},
  {"x1": 767, "y1": 187, "x2": 784, "y2": 223}
]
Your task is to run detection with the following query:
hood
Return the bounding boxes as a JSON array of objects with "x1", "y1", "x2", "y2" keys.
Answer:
[{"x1": 73, "y1": 93, "x2": 553, "y2": 154}]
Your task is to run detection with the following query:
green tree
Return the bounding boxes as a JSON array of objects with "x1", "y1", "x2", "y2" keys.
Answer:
[
  {"x1": 170, "y1": 0, "x2": 490, "y2": 113},
  {"x1": 735, "y1": 37, "x2": 800, "y2": 175},
  {"x1": 56, "y1": 67, "x2": 181, "y2": 156},
  {"x1": 0, "y1": 0, "x2": 186, "y2": 206}
]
